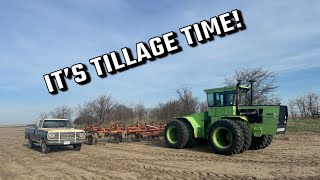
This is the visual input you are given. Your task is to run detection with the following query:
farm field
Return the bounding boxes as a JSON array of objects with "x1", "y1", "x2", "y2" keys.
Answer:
[{"x1": 0, "y1": 127, "x2": 319, "y2": 180}]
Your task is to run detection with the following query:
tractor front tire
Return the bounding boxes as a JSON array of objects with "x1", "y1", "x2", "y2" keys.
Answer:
[
  {"x1": 249, "y1": 135, "x2": 273, "y2": 150},
  {"x1": 208, "y1": 119, "x2": 244, "y2": 155},
  {"x1": 164, "y1": 120, "x2": 189, "y2": 149},
  {"x1": 235, "y1": 120, "x2": 252, "y2": 153}
]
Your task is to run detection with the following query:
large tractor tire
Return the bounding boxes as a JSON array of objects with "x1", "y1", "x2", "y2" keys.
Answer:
[
  {"x1": 235, "y1": 120, "x2": 252, "y2": 153},
  {"x1": 180, "y1": 120, "x2": 196, "y2": 148},
  {"x1": 164, "y1": 120, "x2": 189, "y2": 149},
  {"x1": 249, "y1": 135, "x2": 273, "y2": 150},
  {"x1": 208, "y1": 119, "x2": 244, "y2": 155}
]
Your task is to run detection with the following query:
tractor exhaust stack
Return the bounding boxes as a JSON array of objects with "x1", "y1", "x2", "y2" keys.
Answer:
[{"x1": 249, "y1": 79, "x2": 256, "y2": 105}]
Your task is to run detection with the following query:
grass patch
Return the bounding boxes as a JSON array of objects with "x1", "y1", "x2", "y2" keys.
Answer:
[{"x1": 287, "y1": 118, "x2": 320, "y2": 133}]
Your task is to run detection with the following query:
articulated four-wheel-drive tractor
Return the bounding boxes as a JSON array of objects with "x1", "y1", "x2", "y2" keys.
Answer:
[{"x1": 164, "y1": 80, "x2": 288, "y2": 155}]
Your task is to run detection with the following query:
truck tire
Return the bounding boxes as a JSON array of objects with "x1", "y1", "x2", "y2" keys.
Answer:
[
  {"x1": 249, "y1": 135, "x2": 273, "y2": 150},
  {"x1": 164, "y1": 120, "x2": 189, "y2": 149},
  {"x1": 235, "y1": 120, "x2": 252, "y2": 153},
  {"x1": 28, "y1": 136, "x2": 34, "y2": 149},
  {"x1": 40, "y1": 140, "x2": 50, "y2": 154},
  {"x1": 73, "y1": 144, "x2": 82, "y2": 151},
  {"x1": 208, "y1": 119, "x2": 244, "y2": 155}
]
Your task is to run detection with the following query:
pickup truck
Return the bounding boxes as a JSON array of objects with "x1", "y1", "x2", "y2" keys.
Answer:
[{"x1": 25, "y1": 119, "x2": 85, "y2": 153}]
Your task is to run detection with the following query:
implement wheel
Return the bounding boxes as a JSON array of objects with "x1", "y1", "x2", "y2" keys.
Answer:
[
  {"x1": 208, "y1": 119, "x2": 244, "y2": 155},
  {"x1": 164, "y1": 120, "x2": 189, "y2": 149}
]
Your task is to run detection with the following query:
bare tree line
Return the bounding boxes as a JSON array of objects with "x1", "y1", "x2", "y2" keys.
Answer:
[
  {"x1": 39, "y1": 86, "x2": 207, "y2": 125},
  {"x1": 289, "y1": 93, "x2": 320, "y2": 119}
]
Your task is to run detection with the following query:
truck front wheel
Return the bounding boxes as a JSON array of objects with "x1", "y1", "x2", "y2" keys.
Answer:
[
  {"x1": 40, "y1": 140, "x2": 50, "y2": 154},
  {"x1": 28, "y1": 136, "x2": 34, "y2": 149},
  {"x1": 73, "y1": 144, "x2": 82, "y2": 151}
]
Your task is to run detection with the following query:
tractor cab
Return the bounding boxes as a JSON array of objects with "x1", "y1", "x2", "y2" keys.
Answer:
[{"x1": 204, "y1": 82, "x2": 250, "y2": 119}]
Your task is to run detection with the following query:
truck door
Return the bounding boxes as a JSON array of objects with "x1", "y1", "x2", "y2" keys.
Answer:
[{"x1": 34, "y1": 120, "x2": 43, "y2": 143}]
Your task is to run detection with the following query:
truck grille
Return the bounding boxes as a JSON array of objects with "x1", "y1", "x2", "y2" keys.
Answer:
[{"x1": 60, "y1": 132, "x2": 76, "y2": 140}]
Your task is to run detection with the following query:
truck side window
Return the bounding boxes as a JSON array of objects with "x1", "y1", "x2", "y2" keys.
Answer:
[
  {"x1": 38, "y1": 120, "x2": 43, "y2": 128},
  {"x1": 207, "y1": 93, "x2": 214, "y2": 107}
]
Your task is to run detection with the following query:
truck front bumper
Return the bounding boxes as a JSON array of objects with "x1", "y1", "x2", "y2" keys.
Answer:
[{"x1": 46, "y1": 139, "x2": 85, "y2": 145}]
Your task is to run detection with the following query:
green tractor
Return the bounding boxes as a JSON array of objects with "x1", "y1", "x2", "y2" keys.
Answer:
[{"x1": 164, "y1": 80, "x2": 288, "y2": 155}]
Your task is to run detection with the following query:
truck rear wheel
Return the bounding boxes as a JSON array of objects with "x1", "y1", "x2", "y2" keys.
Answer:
[
  {"x1": 40, "y1": 140, "x2": 50, "y2": 154},
  {"x1": 208, "y1": 119, "x2": 244, "y2": 155},
  {"x1": 249, "y1": 135, "x2": 273, "y2": 150},
  {"x1": 235, "y1": 120, "x2": 252, "y2": 153},
  {"x1": 164, "y1": 120, "x2": 189, "y2": 149}
]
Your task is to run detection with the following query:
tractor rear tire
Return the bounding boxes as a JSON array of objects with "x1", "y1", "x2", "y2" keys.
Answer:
[
  {"x1": 164, "y1": 120, "x2": 189, "y2": 149},
  {"x1": 235, "y1": 120, "x2": 252, "y2": 153},
  {"x1": 180, "y1": 120, "x2": 196, "y2": 148},
  {"x1": 249, "y1": 135, "x2": 273, "y2": 150},
  {"x1": 208, "y1": 119, "x2": 244, "y2": 155}
]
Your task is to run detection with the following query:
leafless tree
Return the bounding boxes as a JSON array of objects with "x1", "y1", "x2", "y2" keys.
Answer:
[
  {"x1": 176, "y1": 86, "x2": 199, "y2": 115},
  {"x1": 290, "y1": 93, "x2": 320, "y2": 119},
  {"x1": 225, "y1": 67, "x2": 279, "y2": 105},
  {"x1": 198, "y1": 101, "x2": 208, "y2": 112},
  {"x1": 38, "y1": 113, "x2": 49, "y2": 120},
  {"x1": 133, "y1": 103, "x2": 148, "y2": 120},
  {"x1": 112, "y1": 104, "x2": 135, "y2": 122},
  {"x1": 48, "y1": 105, "x2": 73, "y2": 120},
  {"x1": 77, "y1": 95, "x2": 117, "y2": 125},
  {"x1": 288, "y1": 100, "x2": 298, "y2": 119}
]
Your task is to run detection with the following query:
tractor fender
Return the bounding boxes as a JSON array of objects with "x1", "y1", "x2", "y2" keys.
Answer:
[{"x1": 174, "y1": 112, "x2": 208, "y2": 138}]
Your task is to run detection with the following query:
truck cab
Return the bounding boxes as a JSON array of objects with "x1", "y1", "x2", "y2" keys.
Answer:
[{"x1": 25, "y1": 119, "x2": 86, "y2": 153}]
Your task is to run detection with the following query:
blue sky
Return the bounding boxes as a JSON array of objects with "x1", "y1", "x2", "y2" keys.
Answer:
[{"x1": 0, "y1": 1, "x2": 319, "y2": 124}]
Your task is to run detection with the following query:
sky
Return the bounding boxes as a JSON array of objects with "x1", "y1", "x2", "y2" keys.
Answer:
[{"x1": 0, "y1": 1, "x2": 319, "y2": 125}]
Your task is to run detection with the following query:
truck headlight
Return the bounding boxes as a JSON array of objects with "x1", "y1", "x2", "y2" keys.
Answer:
[
  {"x1": 79, "y1": 133, "x2": 85, "y2": 138},
  {"x1": 48, "y1": 133, "x2": 56, "y2": 139}
]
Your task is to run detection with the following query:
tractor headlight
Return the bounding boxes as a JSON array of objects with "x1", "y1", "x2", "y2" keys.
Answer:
[
  {"x1": 47, "y1": 133, "x2": 56, "y2": 139},
  {"x1": 79, "y1": 133, "x2": 85, "y2": 138}
]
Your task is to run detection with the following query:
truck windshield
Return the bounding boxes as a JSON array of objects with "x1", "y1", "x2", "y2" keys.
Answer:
[{"x1": 42, "y1": 120, "x2": 72, "y2": 128}]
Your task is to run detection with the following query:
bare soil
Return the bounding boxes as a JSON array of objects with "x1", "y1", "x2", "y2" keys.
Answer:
[{"x1": 0, "y1": 127, "x2": 319, "y2": 180}]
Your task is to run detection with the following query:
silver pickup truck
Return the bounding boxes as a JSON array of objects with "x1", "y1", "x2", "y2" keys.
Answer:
[{"x1": 25, "y1": 119, "x2": 85, "y2": 153}]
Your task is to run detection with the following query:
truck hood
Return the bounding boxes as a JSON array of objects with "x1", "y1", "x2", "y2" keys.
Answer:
[{"x1": 42, "y1": 128, "x2": 84, "y2": 133}]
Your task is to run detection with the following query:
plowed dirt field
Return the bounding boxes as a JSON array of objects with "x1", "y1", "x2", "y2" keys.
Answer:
[{"x1": 0, "y1": 127, "x2": 319, "y2": 180}]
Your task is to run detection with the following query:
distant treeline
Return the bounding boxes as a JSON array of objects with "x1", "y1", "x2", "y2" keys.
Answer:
[{"x1": 39, "y1": 86, "x2": 207, "y2": 125}]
